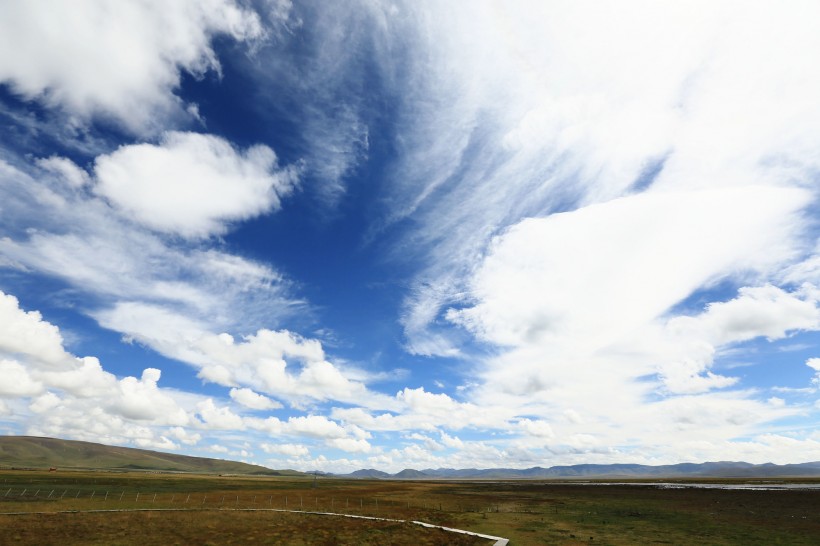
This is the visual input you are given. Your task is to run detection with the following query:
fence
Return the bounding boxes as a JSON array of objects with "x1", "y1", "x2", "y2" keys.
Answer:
[{"x1": 0, "y1": 487, "x2": 509, "y2": 545}]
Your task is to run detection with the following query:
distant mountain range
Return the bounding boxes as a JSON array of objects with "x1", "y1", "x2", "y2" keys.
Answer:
[
  {"x1": 337, "y1": 461, "x2": 820, "y2": 480},
  {"x1": 3, "y1": 436, "x2": 819, "y2": 479},
  {"x1": 0, "y1": 436, "x2": 301, "y2": 475}
]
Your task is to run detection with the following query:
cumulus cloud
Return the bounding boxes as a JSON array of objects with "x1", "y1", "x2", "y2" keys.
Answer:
[
  {"x1": 0, "y1": 360, "x2": 44, "y2": 397},
  {"x1": 96, "y1": 303, "x2": 390, "y2": 408},
  {"x1": 0, "y1": 290, "x2": 202, "y2": 446},
  {"x1": 808, "y1": 358, "x2": 820, "y2": 386},
  {"x1": 0, "y1": 291, "x2": 72, "y2": 368},
  {"x1": 0, "y1": 157, "x2": 300, "y2": 345},
  {"x1": 261, "y1": 442, "x2": 310, "y2": 457},
  {"x1": 94, "y1": 132, "x2": 298, "y2": 238},
  {"x1": 0, "y1": 0, "x2": 263, "y2": 132},
  {"x1": 448, "y1": 186, "x2": 810, "y2": 349},
  {"x1": 229, "y1": 388, "x2": 282, "y2": 411}
]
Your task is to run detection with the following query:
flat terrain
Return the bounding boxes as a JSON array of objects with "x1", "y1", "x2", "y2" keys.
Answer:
[{"x1": 0, "y1": 470, "x2": 818, "y2": 545}]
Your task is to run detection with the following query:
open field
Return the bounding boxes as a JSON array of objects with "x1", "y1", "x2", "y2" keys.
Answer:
[{"x1": 0, "y1": 470, "x2": 818, "y2": 545}]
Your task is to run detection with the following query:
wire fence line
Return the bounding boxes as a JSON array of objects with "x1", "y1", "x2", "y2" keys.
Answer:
[
  {"x1": 1, "y1": 487, "x2": 508, "y2": 515},
  {"x1": 0, "y1": 504, "x2": 509, "y2": 546}
]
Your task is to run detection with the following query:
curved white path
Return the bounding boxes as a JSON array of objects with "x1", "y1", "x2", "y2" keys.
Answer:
[{"x1": 0, "y1": 507, "x2": 510, "y2": 545}]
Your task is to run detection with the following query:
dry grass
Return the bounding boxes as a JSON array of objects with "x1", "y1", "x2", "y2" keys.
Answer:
[{"x1": 1, "y1": 470, "x2": 819, "y2": 545}]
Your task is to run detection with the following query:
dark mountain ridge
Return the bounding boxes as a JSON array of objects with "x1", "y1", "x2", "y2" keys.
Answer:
[{"x1": 337, "y1": 461, "x2": 820, "y2": 480}]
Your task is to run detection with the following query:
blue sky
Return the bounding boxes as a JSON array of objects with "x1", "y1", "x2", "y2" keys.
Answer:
[{"x1": 1, "y1": 0, "x2": 819, "y2": 472}]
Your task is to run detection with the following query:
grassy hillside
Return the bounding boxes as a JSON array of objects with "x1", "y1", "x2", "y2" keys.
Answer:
[{"x1": 0, "y1": 436, "x2": 299, "y2": 475}]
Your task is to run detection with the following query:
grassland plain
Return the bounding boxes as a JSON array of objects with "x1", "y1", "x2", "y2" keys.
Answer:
[{"x1": 0, "y1": 470, "x2": 817, "y2": 545}]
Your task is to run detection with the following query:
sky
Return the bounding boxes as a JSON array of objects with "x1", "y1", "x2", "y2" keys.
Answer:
[{"x1": 0, "y1": 0, "x2": 819, "y2": 473}]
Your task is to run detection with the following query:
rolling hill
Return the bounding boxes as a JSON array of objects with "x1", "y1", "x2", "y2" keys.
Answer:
[{"x1": 0, "y1": 436, "x2": 299, "y2": 475}]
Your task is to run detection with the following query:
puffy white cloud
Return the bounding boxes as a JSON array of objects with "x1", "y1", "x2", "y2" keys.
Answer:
[
  {"x1": 36, "y1": 156, "x2": 91, "y2": 188},
  {"x1": 28, "y1": 392, "x2": 61, "y2": 414},
  {"x1": 261, "y1": 443, "x2": 310, "y2": 457},
  {"x1": 0, "y1": 291, "x2": 71, "y2": 367},
  {"x1": 448, "y1": 186, "x2": 810, "y2": 349},
  {"x1": 39, "y1": 357, "x2": 117, "y2": 398},
  {"x1": 0, "y1": 0, "x2": 263, "y2": 132},
  {"x1": 0, "y1": 360, "x2": 44, "y2": 397},
  {"x1": 0, "y1": 290, "x2": 208, "y2": 449},
  {"x1": 229, "y1": 388, "x2": 282, "y2": 411},
  {"x1": 518, "y1": 418, "x2": 554, "y2": 439},
  {"x1": 96, "y1": 303, "x2": 389, "y2": 408},
  {"x1": 110, "y1": 369, "x2": 190, "y2": 425},
  {"x1": 668, "y1": 285, "x2": 820, "y2": 347},
  {"x1": 94, "y1": 132, "x2": 298, "y2": 238},
  {"x1": 0, "y1": 159, "x2": 299, "y2": 341},
  {"x1": 327, "y1": 438, "x2": 371, "y2": 453},
  {"x1": 807, "y1": 358, "x2": 820, "y2": 386},
  {"x1": 167, "y1": 426, "x2": 202, "y2": 446},
  {"x1": 196, "y1": 399, "x2": 245, "y2": 430},
  {"x1": 285, "y1": 415, "x2": 347, "y2": 439}
]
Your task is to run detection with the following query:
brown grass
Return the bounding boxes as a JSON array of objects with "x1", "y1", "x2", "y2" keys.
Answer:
[{"x1": 1, "y1": 470, "x2": 819, "y2": 545}]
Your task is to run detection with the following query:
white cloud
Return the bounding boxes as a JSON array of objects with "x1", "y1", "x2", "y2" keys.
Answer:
[
  {"x1": 367, "y1": 0, "x2": 820, "y2": 359},
  {"x1": 36, "y1": 157, "x2": 91, "y2": 188},
  {"x1": 0, "y1": 0, "x2": 263, "y2": 132},
  {"x1": 0, "y1": 360, "x2": 44, "y2": 397},
  {"x1": 196, "y1": 399, "x2": 245, "y2": 430},
  {"x1": 94, "y1": 132, "x2": 298, "y2": 238},
  {"x1": 327, "y1": 438, "x2": 371, "y2": 453},
  {"x1": 0, "y1": 291, "x2": 72, "y2": 368},
  {"x1": 111, "y1": 369, "x2": 190, "y2": 425},
  {"x1": 229, "y1": 388, "x2": 282, "y2": 411},
  {"x1": 95, "y1": 303, "x2": 391, "y2": 408},
  {"x1": 0, "y1": 289, "x2": 207, "y2": 448},
  {"x1": 518, "y1": 418, "x2": 554, "y2": 439},
  {"x1": 167, "y1": 426, "x2": 201, "y2": 446},
  {"x1": 807, "y1": 358, "x2": 820, "y2": 387},
  {"x1": 448, "y1": 186, "x2": 810, "y2": 349},
  {"x1": 261, "y1": 442, "x2": 310, "y2": 457}
]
